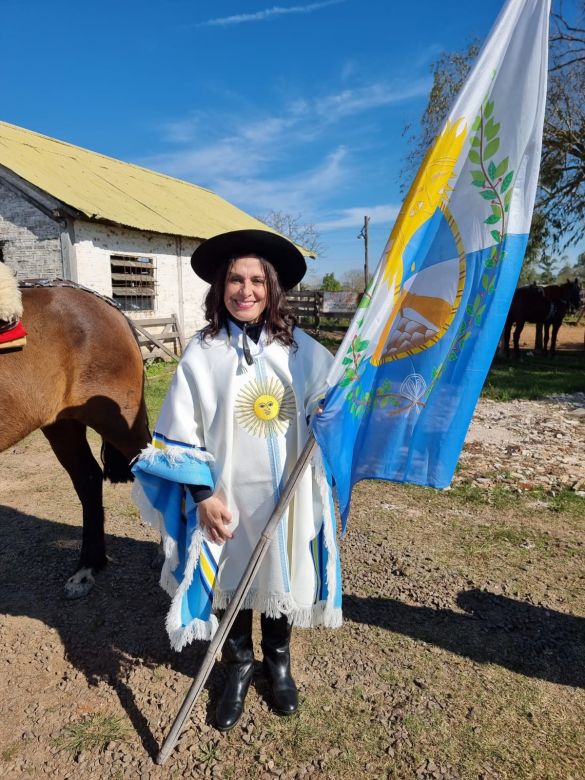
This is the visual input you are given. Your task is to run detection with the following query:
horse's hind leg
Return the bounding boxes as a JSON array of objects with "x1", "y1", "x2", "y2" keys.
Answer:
[
  {"x1": 42, "y1": 419, "x2": 107, "y2": 598},
  {"x1": 535, "y1": 322, "x2": 544, "y2": 353},
  {"x1": 503, "y1": 318, "x2": 512, "y2": 357},
  {"x1": 549, "y1": 323, "x2": 560, "y2": 357},
  {"x1": 513, "y1": 321, "x2": 524, "y2": 358}
]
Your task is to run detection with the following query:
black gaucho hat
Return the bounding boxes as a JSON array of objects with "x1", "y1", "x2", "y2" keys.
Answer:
[{"x1": 191, "y1": 229, "x2": 307, "y2": 291}]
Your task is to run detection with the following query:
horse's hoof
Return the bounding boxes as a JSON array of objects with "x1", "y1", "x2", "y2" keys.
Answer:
[{"x1": 64, "y1": 567, "x2": 96, "y2": 599}]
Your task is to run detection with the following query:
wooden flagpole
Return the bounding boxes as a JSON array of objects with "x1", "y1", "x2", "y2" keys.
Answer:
[{"x1": 156, "y1": 432, "x2": 317, "y2": 766}]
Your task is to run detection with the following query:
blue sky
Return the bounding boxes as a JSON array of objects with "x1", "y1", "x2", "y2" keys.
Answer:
[{"x1": 2, "y1": 0, "x2": 582, "y2": 284}]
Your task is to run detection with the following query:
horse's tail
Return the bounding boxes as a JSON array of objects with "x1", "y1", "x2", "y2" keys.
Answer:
[{"x1": 101, "y1": 440, "x2": 134, "y2": 483}]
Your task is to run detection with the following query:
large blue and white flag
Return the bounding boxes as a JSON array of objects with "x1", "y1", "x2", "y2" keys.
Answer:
[{"x1": 313, "y1": 0, "x2": 550, "y2": 528}]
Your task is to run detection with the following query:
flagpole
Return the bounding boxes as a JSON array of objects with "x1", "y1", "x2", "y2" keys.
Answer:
[{"x1": 156, "y1": 432, "x2": 318, "y2": 766}]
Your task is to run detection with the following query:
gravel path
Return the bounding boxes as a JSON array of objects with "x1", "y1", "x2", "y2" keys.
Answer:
[{"x1": 460, "y1": 392, "x2": 585, "y2": 494}]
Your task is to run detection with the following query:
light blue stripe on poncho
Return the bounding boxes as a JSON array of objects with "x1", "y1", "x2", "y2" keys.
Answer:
[{"x1": 132, "y1": 439, "x2": 222, "y2": 649}]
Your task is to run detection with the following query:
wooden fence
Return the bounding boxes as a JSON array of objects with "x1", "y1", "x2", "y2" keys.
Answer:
[
  {"x1": 286, "y1": 290, "x2": 360, "y2": 334},
  {"x1": 133, "y1": 314, "x2": 185, "y2": 362},
  {"x1": 134, "y1": 292, "x2": 360, "y2": 362}
]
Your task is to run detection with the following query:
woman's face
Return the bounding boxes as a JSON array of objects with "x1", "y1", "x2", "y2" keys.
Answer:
[{"x1": 223, "y1": 256, "x2": 268, "y2": 323}]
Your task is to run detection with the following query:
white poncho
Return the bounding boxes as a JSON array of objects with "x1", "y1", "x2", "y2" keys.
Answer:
[{"x1": 132, "y1": 322, "x2": 343, "y2": 651}]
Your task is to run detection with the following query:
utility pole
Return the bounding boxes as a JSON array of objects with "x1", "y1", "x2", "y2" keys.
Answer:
[{"x1": 357, "y1": 216, "x2": 370, "y2": 291}]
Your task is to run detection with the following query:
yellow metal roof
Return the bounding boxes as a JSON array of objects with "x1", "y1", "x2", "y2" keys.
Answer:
[{"x1": 0, "y1": 120, "x2": 311, "y2": 251}]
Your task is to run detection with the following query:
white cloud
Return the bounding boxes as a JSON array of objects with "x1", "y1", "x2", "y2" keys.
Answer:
[
  {"x1": 318, "y1": 204, "x2": 400, "y2": 231},
  {"x1": 340, "y1": 61, "x2": 357, "y2": 81},
  {"x1": 161, "y1": 116, "x2": 200, "y2": 144},
  {"x1": 213, "y1": 146, "x2": 350, "y2": 214},
  {"x1": 144, "y1": 136, "x2": 272, "y2": 180},
  {"x1": 198, "y1": 0, "x2": 345, "y2": 28},
  {"x1": 141, "y1": 69, "x2": 429, "y2": 238},
  {"x1": 315, "y1": 79, "x2": 431, "y2": 121},
  {"x1": 148, "y1": 73, "x2": 429, "y2": 183}
]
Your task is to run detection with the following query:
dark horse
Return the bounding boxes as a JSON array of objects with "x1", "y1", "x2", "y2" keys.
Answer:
[
  {"x1": 502, "y1": 278, "x2": 581, "y2": 357},
  {"x1": 0, "y1": 282, "x2": 150, "y2": 597}
]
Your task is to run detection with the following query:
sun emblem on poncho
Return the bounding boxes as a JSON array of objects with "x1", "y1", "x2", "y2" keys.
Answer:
[{"x1": 235, "y1": 376, "x2": 296, "y2": 438}]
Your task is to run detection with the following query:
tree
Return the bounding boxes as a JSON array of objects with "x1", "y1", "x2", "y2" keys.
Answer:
[
  {"x1": 520, "y1": 211, "x2": 549, "y2": 282},
  {"x1": 556, "y1": 261, "x2": 576, "y2": 282},
  {"x1": 401, "y1": 42, "x2": 480, "y2": 188},
  {"x1": 321, "y1": 272, "x2": 342, "y2": 291},
  {"x1": 342, "y1": 269, "x2": 370, "y2": 291},
  {"x1": 255, "y1": 210, "x2": 324, "y2": 257},
  {"x1": 539, "y1": 3, "x2": 585, "y2": 247},
  {"x1": 537, "y1": 252, "x2": 557, "y2": 284},
  {"x1": 570, "y1": 250, "x2": 585, "y2": 284},
  {"x1": 402, "y1": 1, "x2": 585, "y2": 252},
  {"x1": 551, "y1": 1, "x2": 585, "y2": 70}
]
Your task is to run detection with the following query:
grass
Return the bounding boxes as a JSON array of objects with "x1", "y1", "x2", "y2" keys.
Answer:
[
  {"x1": 197, "y1": 739, "x2": 219, "y2": 768},
  {"x1": 459, "y1": 522, "x2": 549, "y2": 560},
  {"x1": 449, "y1": 482, "x2": 585, "y2": 519},
  {"x1": 482, "y1": 351, "x2": 584, "y2": 400},
  {"x1": 144, "y1": 362, "x2": 175, "y2": 419},
  {"x1": 252, "y1": 687, "x2": 380, "y2": 775},
  {"x1": 448, "y1": 482, "x2": 521, "y2": 508},
  {"x1": 52, "y1": 713, "x2": 131, "y2": 755},
  {"x1": 1, "y1": 742, "x2": 24, "y2": 762}
]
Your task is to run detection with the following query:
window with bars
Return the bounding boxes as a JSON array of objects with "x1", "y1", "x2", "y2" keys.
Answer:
[{"x1": 110, "y1": 254, "x2": 155, "y2": 311}]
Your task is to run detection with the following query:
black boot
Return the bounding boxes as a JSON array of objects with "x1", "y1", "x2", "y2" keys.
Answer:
[
  {"x1": 216, "y1": 609, "x2": 254, "y2": 731},
  {"x1": 261, "y1": 613, "x2": 298, "y2": 716}
]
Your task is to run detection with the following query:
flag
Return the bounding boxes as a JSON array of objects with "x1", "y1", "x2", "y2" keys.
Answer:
[{"x1": 312, "y1": 0, "x2": 551, "y2": 529}]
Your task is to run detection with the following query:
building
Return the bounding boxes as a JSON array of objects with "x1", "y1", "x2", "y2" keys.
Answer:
[{"x1": 0, "y1": 121, "x2": 306, "y2": 338}]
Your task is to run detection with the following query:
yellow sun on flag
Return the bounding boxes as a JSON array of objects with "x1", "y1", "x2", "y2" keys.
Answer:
[
  {"x1": 371, "y1": 117, "x2": 468, "y2": 367},
  {"x1": 382, "y1": 117, "x2": 468, "y2": 287},
  {"x1": 235, "y1": 376, "x2": 296, "y2": 438}
]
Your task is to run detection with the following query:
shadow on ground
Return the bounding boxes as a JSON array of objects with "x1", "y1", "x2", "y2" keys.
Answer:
[
  {"x1": 2, "y1": 504, "x2": 584, "y2": 763},
  {"x1": 344, "y1": 591, "x2": 585, "y2": 688},
  {"x1": 0, "y1": 504, "x2": 215, "y2": 758}
]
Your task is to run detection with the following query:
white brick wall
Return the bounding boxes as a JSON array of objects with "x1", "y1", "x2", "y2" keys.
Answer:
[
  {"x1": 0, "y1": 180, "x2": 215, "y2": 341},
  {"x1": 73, "y1": 221, "x2": 209, "y2": 339},
  {"x1": 0, "y1": 180, "x2": 62, "y2": 278}
]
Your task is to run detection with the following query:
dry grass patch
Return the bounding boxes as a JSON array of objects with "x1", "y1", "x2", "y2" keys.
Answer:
[{"x1": 52, "y1": 712, "x2": 131, "y2": 756}]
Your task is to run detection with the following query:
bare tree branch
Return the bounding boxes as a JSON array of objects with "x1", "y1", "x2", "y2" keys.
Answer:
[
  {"x1": 255, "y1": 210, "x2": 325, "y2": 257},
  {"x1": 402, "y1": 0, "x2": 585, "y2": 258}
]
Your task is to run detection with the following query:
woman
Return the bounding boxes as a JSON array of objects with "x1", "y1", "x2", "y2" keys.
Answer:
[{"x1": 132, "y1": 229, "x2": 342, "y2": 732}]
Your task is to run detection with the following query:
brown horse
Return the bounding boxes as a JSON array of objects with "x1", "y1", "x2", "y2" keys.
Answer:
[
  {"x1": 0, "y1": 282, "x2": 150, "y2": 597},
  {"x1": 541, "y1": 279, "x2": 582, "y2": 353},
  {"x1": 502, "y1": 279, "x2": 581, "y2": 357}
]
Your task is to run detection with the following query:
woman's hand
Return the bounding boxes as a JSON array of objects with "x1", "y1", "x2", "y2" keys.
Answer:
[{"x1": 197, "y1": 496, "x2": 233, "y2": 544}]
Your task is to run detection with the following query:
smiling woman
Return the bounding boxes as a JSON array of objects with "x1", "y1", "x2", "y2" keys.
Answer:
[
  {"x1": 131, "y1": 228, "x2": 342, "y2": 734},
  {"x1": 223, "y1": 256, "x2": 267, "y2": 323}
]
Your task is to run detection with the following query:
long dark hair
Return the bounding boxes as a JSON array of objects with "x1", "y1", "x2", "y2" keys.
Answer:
[{"x1": 200, "y1": 255, "x2": 298, "y2": 348}]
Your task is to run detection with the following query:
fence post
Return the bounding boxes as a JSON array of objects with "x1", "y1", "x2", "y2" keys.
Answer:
[{"x1": 315, "y1": 291, "x2": 322, "y2": 336}]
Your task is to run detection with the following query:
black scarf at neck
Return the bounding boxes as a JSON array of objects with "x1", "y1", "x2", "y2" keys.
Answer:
[{"x1": 226, "y1": 313, "x2": 264, "y2": 365}]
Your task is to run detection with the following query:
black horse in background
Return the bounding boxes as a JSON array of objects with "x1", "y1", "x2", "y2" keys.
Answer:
[{"x1": 502, "y1": 278, "x2": 582, "y2": 357}]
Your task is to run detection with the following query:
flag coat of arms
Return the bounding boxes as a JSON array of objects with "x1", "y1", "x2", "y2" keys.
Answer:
[{"x1": 313, "y1": 0, "x2": 551, "y2": 527}]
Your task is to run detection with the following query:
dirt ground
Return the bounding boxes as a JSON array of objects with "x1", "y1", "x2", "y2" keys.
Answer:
[
  {"x1": 503, "y1": 321, "x2": 584, "y2": 351},
  {"x1": 0, "y1": 342, "x2": 584, "y2": 778}
]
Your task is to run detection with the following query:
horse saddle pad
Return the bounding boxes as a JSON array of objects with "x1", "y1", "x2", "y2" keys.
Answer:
[{"x1": 0, "y1": 319, "x2": 27, "y2": 350}]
